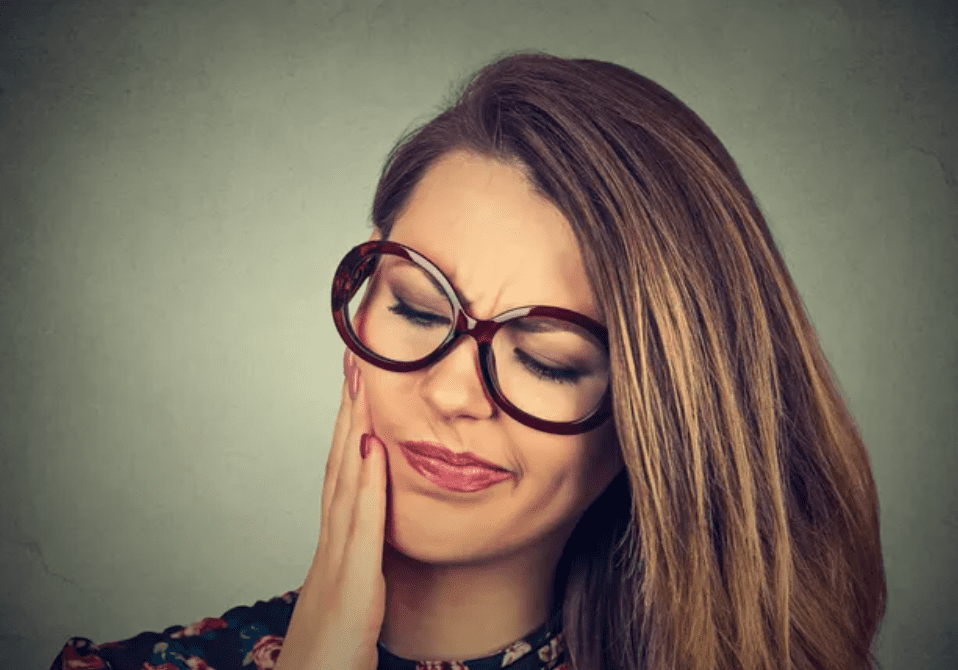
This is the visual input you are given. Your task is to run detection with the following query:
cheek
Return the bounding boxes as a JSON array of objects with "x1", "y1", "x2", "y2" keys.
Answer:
[
  {"x1": 362, "y1": 367, "x2": 411, "y2": 430},
  {"x1": 530, "y1": 429, "x2": 622, "y2": 525},
  {"x1": 530, "y1": 445, "x2": 612, "y2": 513}
]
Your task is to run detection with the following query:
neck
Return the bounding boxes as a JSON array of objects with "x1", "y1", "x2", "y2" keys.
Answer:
[{"x1": 378, "y1": 536, "x2": 565, "y2": 662}]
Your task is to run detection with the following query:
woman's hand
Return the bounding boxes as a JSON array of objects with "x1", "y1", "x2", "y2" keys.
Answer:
[{"x1": 274, "y1": 350, "x2": 388, "y2": 670}]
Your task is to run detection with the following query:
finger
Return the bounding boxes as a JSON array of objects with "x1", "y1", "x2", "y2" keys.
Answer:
[
  {"x1": 320, "y1": 371, "x2": 352, "y2": 529},
  {"x1": 325, "y1": 358, "x2": 371, "y2": 561},
  {"x1": 345, "y1": 355, "x2": 374, "y2": 471},
  {"x1": 347, "y1": 433, "x2": 388, "y2": 581},
  {"x1": 321, "y1": 350, "x2": 353, "y2": 524}
]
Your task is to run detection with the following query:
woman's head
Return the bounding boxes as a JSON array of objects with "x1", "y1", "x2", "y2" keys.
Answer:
[
  {"x1": 354, "y1": 149, "x2": 623, "y2": 572},
  {"x1": 357, "y1": 52, "x2": 885, "y2": 670}
]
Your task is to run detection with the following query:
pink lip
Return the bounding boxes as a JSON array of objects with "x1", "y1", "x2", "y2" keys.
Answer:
[{"x1": 399, "y1": 441, "x2": 513, "y2": 493}]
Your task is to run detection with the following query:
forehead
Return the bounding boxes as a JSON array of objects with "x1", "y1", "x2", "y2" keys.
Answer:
[{"x1": 388, "y1": 151, "x2": 600, "y2": 322}]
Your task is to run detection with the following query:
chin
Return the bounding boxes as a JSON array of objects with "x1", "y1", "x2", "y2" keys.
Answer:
[
  {"x1": 385, "y1": 492, "x2": 578, "y2": 574},
  {"x1": 383, "y1": 493, "x2": 522, "y2": 567},
  {"x1": 385, "y1": 514, "x2": 492, "y2": 566}
]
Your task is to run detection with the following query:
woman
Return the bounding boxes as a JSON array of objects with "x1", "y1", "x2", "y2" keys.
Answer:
[{"x1": 51, "y1": 52, "x2": 886, "y2": 670}]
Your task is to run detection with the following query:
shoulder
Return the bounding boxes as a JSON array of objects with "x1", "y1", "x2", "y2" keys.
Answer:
[{"x1": 48, "y1": 588, "x2": 301, "y2": 670}]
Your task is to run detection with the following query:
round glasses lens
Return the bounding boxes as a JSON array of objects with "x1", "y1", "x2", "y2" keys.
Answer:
[
  {"x1": 490, "y1": 315, "x2": 609, "y2": 423},
  {"x1": 345, "y1": 252, "x2": 609, "y2": 424},
  {"x1": 347, "y1": 253, "x2": 455, "y2": 362}
]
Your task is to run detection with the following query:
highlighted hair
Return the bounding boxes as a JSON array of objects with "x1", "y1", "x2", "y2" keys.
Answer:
[{"x1": 371, "y1": 52, "x2": 886, "y2": 670}]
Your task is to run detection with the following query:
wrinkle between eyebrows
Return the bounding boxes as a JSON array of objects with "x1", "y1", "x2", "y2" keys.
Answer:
[{"x1": 441, "y1": 262, "x2": 520, "y2": 321}]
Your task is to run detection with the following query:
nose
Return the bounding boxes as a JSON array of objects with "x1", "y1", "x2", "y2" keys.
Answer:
[{"x1": 419, "y1": 333, "x2": 498, "y2": 422}]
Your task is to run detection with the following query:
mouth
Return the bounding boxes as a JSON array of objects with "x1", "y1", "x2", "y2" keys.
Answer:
[{"x1": 399, "y1": 441, "x2": 513, "y2": 493}]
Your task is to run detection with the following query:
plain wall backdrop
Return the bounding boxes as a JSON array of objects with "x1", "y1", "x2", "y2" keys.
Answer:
[{"x1": 1, "y1": 0, "x2": 955, "y2": 668}]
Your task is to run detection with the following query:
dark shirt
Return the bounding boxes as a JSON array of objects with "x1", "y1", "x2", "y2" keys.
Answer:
[{"x1": 49, "y1": 587, "x2": 568, "y2": 670}]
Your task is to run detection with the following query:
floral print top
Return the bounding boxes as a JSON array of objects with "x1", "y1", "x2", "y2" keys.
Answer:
[{"x1": 49, "y1": 587, "x2": 568, "y2": 670}]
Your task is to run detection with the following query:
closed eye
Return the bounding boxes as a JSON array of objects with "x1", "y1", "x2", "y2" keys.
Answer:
[
  {"x1": 388, "y1": 299, "x2": 450, "y2": 328},
  {"x1": 389, "y1": 298, "x2": 583, "y2": 385},
  {"x1": 513, "y1": 348, "x2": 582, "y2": 385}
]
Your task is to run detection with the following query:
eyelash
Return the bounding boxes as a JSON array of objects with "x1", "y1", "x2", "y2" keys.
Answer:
[
  {"x1": 512, "y1": 347, "x2": 582, "y2": 385},
  {"x1": 388, "y1": 300, "x2": 450, "y2": 328},
  {"x1": 387, "y1": 300, "x2": 582, "y2": 385}
]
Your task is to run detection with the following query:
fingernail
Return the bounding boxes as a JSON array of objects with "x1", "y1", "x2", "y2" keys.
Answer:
[
  {"x1": 349, "y1": 359, "x2": 360, "y2": 400},
  {"x1": 360, "y1": 433, "x2": 371, "y2": 459},
  {"x1": 343, "y1": 349, "x2": 351, "y2": 379}
]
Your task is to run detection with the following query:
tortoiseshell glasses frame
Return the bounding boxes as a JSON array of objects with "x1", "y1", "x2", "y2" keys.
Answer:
[{"x1": 331, "y1": 240, "x2": 613, "y2": 435}]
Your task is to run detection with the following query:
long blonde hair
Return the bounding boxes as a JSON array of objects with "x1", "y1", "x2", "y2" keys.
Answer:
[{"x1": 370, "y1": 52, "x2": 886, "y2": 670}]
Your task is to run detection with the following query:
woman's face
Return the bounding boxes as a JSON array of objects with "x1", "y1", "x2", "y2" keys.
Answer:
[{"x1": 361, "y1": 150, "x2": 623, "y2": 564}]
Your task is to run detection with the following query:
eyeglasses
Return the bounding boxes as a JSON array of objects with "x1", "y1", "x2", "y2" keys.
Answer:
[{"x1": 331, "y1": 240, "x2": 613, "y2": 435}]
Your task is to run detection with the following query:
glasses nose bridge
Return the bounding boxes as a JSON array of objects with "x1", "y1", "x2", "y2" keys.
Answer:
[
  {"x1": 447, "y1": 312, "x2": 501, "y2": 410},
  {"x1": 456, "y1": 311, "x2": 501, "y2": 347}
]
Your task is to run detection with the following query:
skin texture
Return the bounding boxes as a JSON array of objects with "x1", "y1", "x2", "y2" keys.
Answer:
[{"x1": 363, "y1": 150, "x2": 625, "y2": 661}]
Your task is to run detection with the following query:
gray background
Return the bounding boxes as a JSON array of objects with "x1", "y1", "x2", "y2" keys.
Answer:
[{"x1": 1, "y1": 0, "x2": 955, "y2": 668}]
